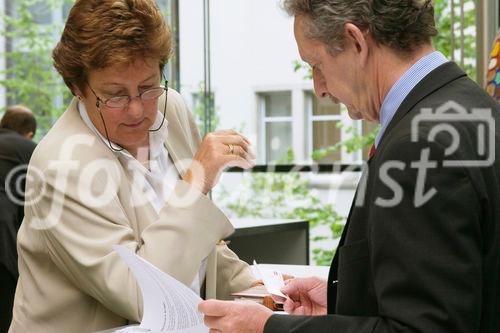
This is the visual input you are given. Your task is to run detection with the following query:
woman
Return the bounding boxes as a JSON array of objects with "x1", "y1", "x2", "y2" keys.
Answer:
[{"x1": 10, "y1": 1, "x2": 256, "y2": 332}]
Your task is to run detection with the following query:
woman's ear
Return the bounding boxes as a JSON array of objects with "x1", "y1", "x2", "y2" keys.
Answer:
[{"x1": 72, "y1": 85, "x2": 84, "y2": 100}]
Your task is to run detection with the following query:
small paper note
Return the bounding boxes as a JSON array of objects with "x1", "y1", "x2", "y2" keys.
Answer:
[{"x1": 253, "y1": 260, "x2": 287, "y2": 302}]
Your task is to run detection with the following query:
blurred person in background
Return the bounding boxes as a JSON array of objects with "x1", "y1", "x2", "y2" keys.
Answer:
[
  {"x1": 10, "y1": 1, "x2": 257, "y2": 332},
  {"x1": 0, "y1": 105, "x2": 36, "y2": 333}
]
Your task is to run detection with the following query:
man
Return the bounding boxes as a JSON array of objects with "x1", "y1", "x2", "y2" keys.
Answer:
[
  {"x1": 0, "y1": 106, "x2": 36, "y2": 332},
  {"x1": 199, "y1": 0, "x2": 500, "y2": 332}
]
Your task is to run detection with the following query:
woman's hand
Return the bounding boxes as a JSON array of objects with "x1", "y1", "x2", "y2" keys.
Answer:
[
  {"x1": 182, "y1": 129, "x2": 256, "y2": 194},
  {"x1": 199, "y1": 300, "x2": 272, "y2": 333}
]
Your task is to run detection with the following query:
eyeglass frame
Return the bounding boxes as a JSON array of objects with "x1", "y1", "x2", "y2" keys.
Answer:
[
  {"x1": 83, "y1": 79, "x2": 169, "y2": 151},
  {"x1": 86, "y1": 80, "x2": 169, "y2": 110}
]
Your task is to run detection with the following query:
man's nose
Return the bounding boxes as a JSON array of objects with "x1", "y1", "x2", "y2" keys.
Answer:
[{"x1": 313, "y1": 79, "x2": 329, "y2": 98}]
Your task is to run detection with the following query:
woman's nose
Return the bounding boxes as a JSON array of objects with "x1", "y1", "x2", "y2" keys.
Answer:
[{"x1": 126, "y1": 96, "x2": 144, "y2": 117}]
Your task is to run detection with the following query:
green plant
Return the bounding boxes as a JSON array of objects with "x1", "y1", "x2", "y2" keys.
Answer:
[
  {"x1": 216, "y1": 151, "x2": 345, "y2": 265},
  {"x1": 0, "y1": 0, "x2": 174, "y2": 142},
  {"x1": 191, "y1": 81, "x2": 220, "y2": 136},
  {"x1": 0, "y1": 0, "x2": 74, "y2": 141},
  {"x1": 312, "y1": 122, "x2": 380, "y2": 161},
  {"x1": 433, "y1": 0, "x2": 476, "y2": 79}
]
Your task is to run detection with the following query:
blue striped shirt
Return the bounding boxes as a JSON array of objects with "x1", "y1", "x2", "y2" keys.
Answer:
[{"x1": 375, "y1": 51, "x2": 448, "y2": 147}]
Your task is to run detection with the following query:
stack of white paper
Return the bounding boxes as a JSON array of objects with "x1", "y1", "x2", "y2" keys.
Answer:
[{"x1": 113, "y1": 245, "x2": 208, "y2": 333}]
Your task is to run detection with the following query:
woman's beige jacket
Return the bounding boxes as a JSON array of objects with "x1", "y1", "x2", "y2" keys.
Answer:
[{"x1": 9, "y1": 90, "x2": 253, "y2": 333}]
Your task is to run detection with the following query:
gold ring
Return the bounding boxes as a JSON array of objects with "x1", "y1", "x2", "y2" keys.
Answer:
[{"x1": 228, "y1": 144, "x2": 234, "y2": 154}]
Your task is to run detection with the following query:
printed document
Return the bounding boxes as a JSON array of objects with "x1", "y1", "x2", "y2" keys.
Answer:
[{"x1": 113, "y1": 245, "x2": 208, "y2": 333}]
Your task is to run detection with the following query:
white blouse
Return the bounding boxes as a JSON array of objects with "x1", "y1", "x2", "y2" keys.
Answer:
[{"x1": 78, "y1": 101, "x2": 206, "y2": 296}]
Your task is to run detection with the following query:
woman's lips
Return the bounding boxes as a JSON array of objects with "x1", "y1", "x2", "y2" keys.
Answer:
[{"x1": 123, "y1": 119, "x2": 144, "y2": 128}]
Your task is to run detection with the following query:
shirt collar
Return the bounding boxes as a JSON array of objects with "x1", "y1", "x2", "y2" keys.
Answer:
[
  {"x1": 77, "y1": 101, "x2": 169, "y2": 160},
  {"x1": 375, "y1": 51, "x2": 448, "y2": 147}
]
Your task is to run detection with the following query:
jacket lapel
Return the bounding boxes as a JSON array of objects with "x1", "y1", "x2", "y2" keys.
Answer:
[
  {"x1": 329, "y1": 61, "x2": 467, "y2": 314},
  {"x1": 162, "y1": 91, "x2": 198, "y2": 176},
  {"x1": 159, "y1": 92, "x2": 220, "y2": 298},
  {"x1": 379, "y1": 62, "x2": 466, "y2": 146}
]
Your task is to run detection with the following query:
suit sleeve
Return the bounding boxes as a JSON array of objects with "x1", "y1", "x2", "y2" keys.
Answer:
[
  {"x1": 265, "y1": 134, "x2": 484, "y2": 332},
  {"x1": 25, "y1": 92, "x2": 234, "y2": 323}
]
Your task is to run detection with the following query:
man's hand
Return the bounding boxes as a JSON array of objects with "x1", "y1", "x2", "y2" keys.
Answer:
[
  {"x1": 281, "y1": 277, "x2": 327, "y2": 315},
  {"x1": 183, "y1": 129, "x2": 256, "y2": 194},
  {"x1": 198, "y1": 299, "x2": 273, "y2": 333}
]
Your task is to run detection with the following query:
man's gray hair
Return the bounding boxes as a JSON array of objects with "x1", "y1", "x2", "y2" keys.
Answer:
[{"x1": 283, "y1": 0, "x2": 438, "y2": 54}]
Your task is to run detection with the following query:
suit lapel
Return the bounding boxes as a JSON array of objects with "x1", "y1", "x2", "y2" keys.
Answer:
[
  {"x1": 136, "y1": 92, "x2": 197, "y2": 227},
  {"x1": 159, "y1": 92, "x2": 219, "y2": 298},
  {"x1": 328, "y1": 62, "x2": 467, "y2": 314},
  {"x1": 162, "y1": 90, "x2": 197, "y2": 177},
  {"x1": 328, "y1": 170, "x2": 366, "y2": 314},
  {"x1": 379, "y1": 62, "x2": 466, "y2": 147},
  {"x1": 164, "y1": 138, "x2": 189, "y2": 176}
]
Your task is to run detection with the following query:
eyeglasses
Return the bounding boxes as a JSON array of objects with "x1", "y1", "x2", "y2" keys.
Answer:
[
  {"x1": 87, "y1": 82, "x2": 168, "y2": 109},
  {"x1": 84, "y1": 80, "x2": 169, "y2": 152}
]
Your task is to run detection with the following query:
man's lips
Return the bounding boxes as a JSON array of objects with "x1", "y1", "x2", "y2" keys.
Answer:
[{"x1": 329, "y1": 96, "x2": 340, "y2": 104}]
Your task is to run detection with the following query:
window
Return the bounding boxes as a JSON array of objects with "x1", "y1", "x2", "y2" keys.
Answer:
[
  {"x1": 305, "y1": 92, "x2": 342, "y2": 163},
  {"x1": 259, "y1": 91, "x2": 293, "y2": 163},
  {"x1": 29, "y1": 1, "x2": 52, "y2": 25},
  {"x1": 257, "y1": 89, "x2": 364, "y2": 165},
  {"x1": 191, "y1": 90, "x2": 217, "y2": 135}
]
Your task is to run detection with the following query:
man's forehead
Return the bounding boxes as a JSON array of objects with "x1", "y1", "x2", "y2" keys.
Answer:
[
  {"x1": 298, "y1": 45, "x2": 312, "y2": 64},
  {"x1": 294, "y1": 16, "x2": 313, "y2": 62}
]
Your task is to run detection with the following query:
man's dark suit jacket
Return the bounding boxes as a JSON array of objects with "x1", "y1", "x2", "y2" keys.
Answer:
[
  {"x1": 0, "y1": 128, "x2": 35, "y2": 278},
  {"x1": 265, "y1": 62, "x2": 500, "y2": 332},
  {"x1": 0, "y1": 128, "x2": 36, "y2": 332}
]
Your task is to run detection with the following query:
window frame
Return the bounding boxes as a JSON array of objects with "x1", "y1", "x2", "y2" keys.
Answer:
[
  {"x1": 257, "y1": 90, "x2": 294, "y2": 164},
  {"x1": 304, "y1": 91, "x2": 343, "y2": 164}
]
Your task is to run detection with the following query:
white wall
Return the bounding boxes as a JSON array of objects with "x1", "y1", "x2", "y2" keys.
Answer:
[
  {"x1": 179, "y1": 0, "x2": 360, "y2": 213},
  {"x1": 179, "y1": 0, "x2": 305, "y2": 144}
]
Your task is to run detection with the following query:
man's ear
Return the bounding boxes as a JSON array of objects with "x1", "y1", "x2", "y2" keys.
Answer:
[
  {"x1": 344, "y1": 23, "x2": 369, "y2": 67},
  {"x1": 24, "y1": 131, "x2": 34, "y2": 140}
]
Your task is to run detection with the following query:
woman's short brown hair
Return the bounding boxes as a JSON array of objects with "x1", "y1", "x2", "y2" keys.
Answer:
[{"x1": 53, "y1": 0, "x2": 172, "y2": 95}]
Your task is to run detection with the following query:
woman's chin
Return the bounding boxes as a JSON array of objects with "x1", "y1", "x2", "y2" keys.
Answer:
[{"x1": 114, "y1": 135, "x2": 149, "y2": 151}]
